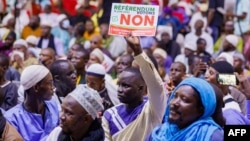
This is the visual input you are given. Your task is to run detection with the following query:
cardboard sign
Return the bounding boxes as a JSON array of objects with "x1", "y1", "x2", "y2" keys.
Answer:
[
  {"x1": 108, "y1": 3, "x2": 159, "y2": 36},
  {"x1": 102, "y1": 54, "x2": 115, "y2": 73}
]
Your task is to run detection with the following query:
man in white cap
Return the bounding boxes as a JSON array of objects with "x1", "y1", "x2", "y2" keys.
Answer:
[
  {"x1": 175, "y1": 42, "x2": 197, "y2": 73},
  {"x1": 233, "y1": 52, "x2": 248, "y2": 77},
  {"x1": 46, "y1": 84, "x2": 104, "y2": 141},
  {"x1": 157, "y1": 26, "x2": 181, "y2": 60},
  {"x1": 26, "y1": 35, "x2": 41, "y2": 58},
  {"x1": 38, "y1": 5, "x2": 58, "y2": 28},
  {"x1": 37, "y1": 20, "x2": 65, "y2": 58},
  {"x1": 214, "y1": 34, "x2": 240, "y2": 58},
  {"x1": 88, "y1": 48, "x2": 104, "y2": 66},
  {"x1": 4, "y1": 65, "x2": 59, "y2": 141},
  {"x1": 153, "y1": 48, "x2": 168, "y2": 80},
  {"x1": 11, "y1": 39, "x2": 38, "y2": 73},
  {"x1": 86, "y1": 63, "x2": 120, "y2": 111},
  {"x1": 184, "y1": 19, "x2": 214, "y2": 54}
]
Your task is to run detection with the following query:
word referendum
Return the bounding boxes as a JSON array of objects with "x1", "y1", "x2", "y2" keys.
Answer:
[{"x1": 114, "y1": 5, "x2": 155, "y2": 13}]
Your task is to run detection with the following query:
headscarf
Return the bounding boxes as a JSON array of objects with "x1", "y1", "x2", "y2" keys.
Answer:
[{"x1": 150, "y1": 77, "x2": 221, "y2": 141}]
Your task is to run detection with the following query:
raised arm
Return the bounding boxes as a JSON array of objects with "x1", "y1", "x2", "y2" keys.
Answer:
[{"x1": 124, "y1": 35, "x2": 168, "y2": 120}]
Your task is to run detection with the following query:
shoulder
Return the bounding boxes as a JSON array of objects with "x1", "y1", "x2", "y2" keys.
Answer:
[
  {"x1": 103, "y1": 104, "x2": 124, "y2": 119},
  {"x1": 3, "y1": 82, "x2": 18, "y2": 90},
  {"x1": 4, "y1": 104, "x2": 22, "y2": 120}
]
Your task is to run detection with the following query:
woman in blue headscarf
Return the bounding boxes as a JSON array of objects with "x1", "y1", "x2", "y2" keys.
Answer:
[{"x1": 148, "y1": 77, "x2": 223, "y2": 141}]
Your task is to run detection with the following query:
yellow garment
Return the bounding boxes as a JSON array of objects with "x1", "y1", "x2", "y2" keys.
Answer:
[
  {"x1": 214, "y1": 35, "x2": 243, "y2": 52},
  {"x1": 21, "y1": 26, "x2": 42, "y2": 39},
  {"x1": 12, "y1": 57, "x2": 38, "y2": 74},
  {"x1": 76, "y1": 75, "x2": 81, "y2": 85},
  {"x1": 102, "y1": 52, "x2": 167, "y2": 141},
  {"x1": 112, "y1": 78, "x2": 118, "y2": 85},
  {"x1": 91, "y1": 9, "x2": 103, "y2": 30},
  {"x1": 83, "y1": 29, "x2": 100, "y2": 41},
  {"x1": 2, "y1": 29, "x2": 10, "y2": 40}
]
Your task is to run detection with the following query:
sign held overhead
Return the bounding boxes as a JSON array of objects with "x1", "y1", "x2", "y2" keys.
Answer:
[{"x1": 108, "y1": 3, "x2": 159, "y2": 36}]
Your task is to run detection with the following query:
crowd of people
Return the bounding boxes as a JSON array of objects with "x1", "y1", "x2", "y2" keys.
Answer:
[{"x1": 0, "y1": 0, "x2": 250, "y2": 140}]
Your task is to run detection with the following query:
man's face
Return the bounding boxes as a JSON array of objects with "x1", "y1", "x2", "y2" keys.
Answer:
[
  {"x1": 86, "y1": 75, "x2": 104, "y2": 92},
  {"x1": 44, "y1": 5, "x2": 51, "y2": 14},
  {"x1": 36, "y1": 73, "x2": 54, "y2": 100},
  {"x1": 67, "y1": 44, "x2": 81, "y2": 60},
  {"x1": 71, "y1": 52, "x2": 87, "y2": 70},
  {"x1": 205, "y1": 67, "x2": 219, "y2": 85},
  {"x1": 170, "y1": 63, "x2": 185, "y2": 84},
  {"x1": 225, "y1": 24, "x2": 234, "y2": 34},
  {"x1": 13, "y1": 44, "x2": 26, "y2": 53},
  {"x1": 59, "y1": 63, "x2": 77, "y2": 88},
  {"x1": 197, "y1": 40, "x2": 206, "y2": 52},
  {"x1": 168, "y1": 85, "x2": 203, "y2": 128},
  {"x1": 30, "y1": 16, "x2": 40, "y2": 27},
  {"x1": 184, "y1": 48, "x2": 194, "y2": 57},
  {"x1": 39, "y1": 49, "x2": 54, "y2": 68},
  {"x1": 233, "y1": 57, "x2": 242, "y2": 70},
  {"x1": 90, "y1": 37, "x2": 102, "y2": 49},
  {"x1": 117, "y1": 71, "x2": 143, "y2": 104},
  {"x1": 100, "y1": 24, "x2": 109, "y2": 36},
  {"x1": 153, "y1": 54, "x2": 165, "y2": 67},
  {"x1": 161, "y1": 32, "x2": 170, "y2": 43},
  {"x1": 41, "y1": 26, "x2": 51, "y2": 37},
  {"x1": 4, "y1": 35, "x2": 15, "y2": 47},
  {"x1": 60, "y1": 95, "x2": 88, "y2": 134},
  {"x1": 194, "y1": 20, "x2": 204, "y2": 32},
  {"x1": 116, "y1": 56, "x2": 132, "y2": 74},
  {"x1": 85, "y1": 21, "x2": 94, "y2": 32},
  {"x1": 222, "y1": 40, "x2": 231, "y2": 51}
]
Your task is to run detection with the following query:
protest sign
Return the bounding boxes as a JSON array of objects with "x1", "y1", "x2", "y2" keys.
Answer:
[{"x1": 108, "y1": 3, "x2": 159, "y2": 36}]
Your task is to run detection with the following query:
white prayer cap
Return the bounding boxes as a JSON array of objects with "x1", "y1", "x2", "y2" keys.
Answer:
[
  {"x1": 90, "y1": 48, "x2": 104, "y2": 63},
  {"x1": 13, "y1": 39, "x2": 28, "y2": 48},
  {"x1": 10, "y1": 51, "x2": 24, "y2": 62},
  {"x1": 225, "y1": 34, "x2": 239, "y2": 47},
  {"x1": 86, "y1": 63, "x2": 106, "y2": 78},
  {"x1": 41, "y1": 20, "x2": 52, "y2": 27},
  {"x1": 26, "y1": 35, "x2": 38, "y2": 45},
  {"x1": 21, "y1": 65, "x2": 50, "y2": 90},
  {"x1": 68, "y1": 84, "x2": 104, "y2": 119},
  {"x1": 57, "y1": 14, "x2": 67, "y2": 23},
  {"x1": 153, "y1": 48, "x2": 167, "y2": 59},
  {"x1": 184, "y1": 42, "x2": 197, "y2": 51},
  {"x1": 217, "y1": 52, "x2": 234, "y2": 66}
]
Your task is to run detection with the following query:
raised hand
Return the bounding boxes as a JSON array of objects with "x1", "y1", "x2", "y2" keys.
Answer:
[
  {"x1": 235, "y1": 73, "x2": 250, "y2": 99},
  {"x1": 124, "y1": 33, "x2": 142, "y2": 56}
]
